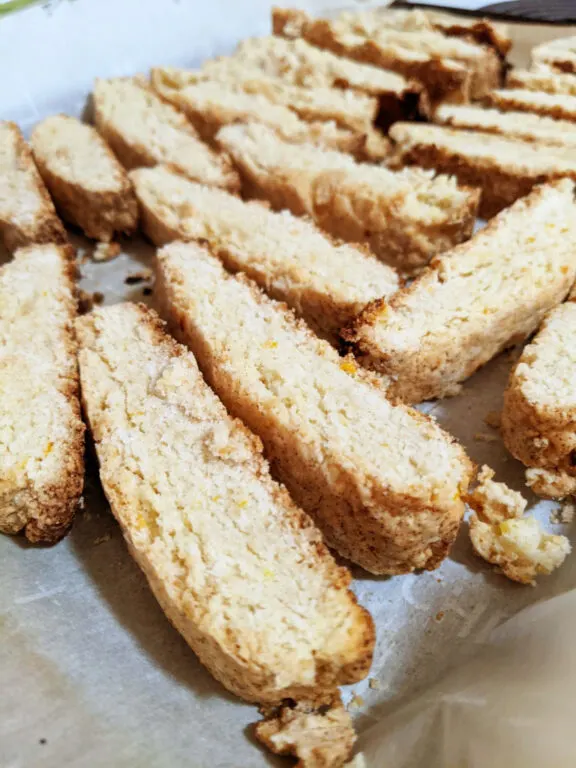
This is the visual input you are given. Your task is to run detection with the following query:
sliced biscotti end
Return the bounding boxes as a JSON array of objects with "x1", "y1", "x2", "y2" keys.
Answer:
[
  {"x1": 76, "y1": 301, "x2": 374, "y2": 703},
  {"x1": 0, "y1": 121, "x2": 67, "y2": 252},
  {"x1": 31, "y1": 114, "x2": 137, "y2": 241},
  {"x1": 531, "y1": 35, "x2": 576, "y2": 74},
  {"x1": 486, "y1": 88, "x2": 576, "y2": 122},
  {"x1": 0, "y1": 244, "x2": 84, "y2": 543},
  {"x1": 501, "y1": 300, "x2": 576, "y2": 492},
  {"x1": 157, "y1": 241, "x2": 473, "y2": 575},
  {"x1": 507, "y1": 68, "x2": 576, "y2": 96},
  {"x1": 344, "y1": 180, "x2": 576, "y2": 404},
  {"x1": 93, "y1": 77, "x2": 240, "y2": 193}
]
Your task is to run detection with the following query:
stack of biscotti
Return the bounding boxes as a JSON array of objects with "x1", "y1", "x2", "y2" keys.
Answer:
[
  {"x1": 272, "y1": 6, "x2": 508, "y2": 103},
  {"x1": 216, "y1": 121, "x2": 479, "y2": 272}
]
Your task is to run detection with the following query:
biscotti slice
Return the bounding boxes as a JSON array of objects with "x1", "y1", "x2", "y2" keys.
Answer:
[
  {"x1": 150, "y1": 71, "x2": 386, "y2": 161},
  {"x1": 92, "y1": 77, "x2": 239, "y2": 192},
  {"x1": 531, "y1": 35, "x2": 576, "y2": 74},
  {"x1": 233, "y1": 36, "x2": 428, "y2": 121},
  {"x1": 273, "y1": 7, "x2": 472, "y2": 104},
  {"x1": 390, "y1": 121, "x2": 576, "y2": 218},
  {"x1": 129, "y1": 167, "x2": 399, "y2": 338},
  {"x1": 507, "y1": 68, "x2": 576, "y2": 96},
  {"x1": 0, "y1": 122, "x2": 67, "y2": 252},
  {"x1": 434, "y1": 104, "x2": 576, "y2": 149},
  {"x1": 31, "y1": 115, "x2": 137, "y2": 241},
  {"x1": 156, "y1": 242, "x2": 473, "y2": 575},
  {"x1": 344, "y1": 181, "x2": 576, "y2": 404},
  {"x1": 217, "y1": 121, "x2": 478, "y2": 272},
  {"x1": 77, "y1": 302, "x2": 373, "y2": 704},
  {"x1": 502, "y1": 296, "x2": 576, "y2": 500},
  {"x1": 0, "y1": 244, "x2": 84, "y2": 543},
  {"x1": 487, "y1": 88, "x2": 576, "y2": 123},
  {"x1": 304, "y1": 7, "x2": 504, "y2": 98}
]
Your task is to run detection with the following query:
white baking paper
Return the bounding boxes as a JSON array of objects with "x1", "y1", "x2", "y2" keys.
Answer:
[{"x1": 1, "y1": 3, "x2": 575, "y2": 767}]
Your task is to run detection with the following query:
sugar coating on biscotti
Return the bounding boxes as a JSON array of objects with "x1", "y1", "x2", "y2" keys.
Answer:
[
  {"x1": 0, "y1": 244, "x2": 84, "y2": 543},
  {"x1": 156, "y1": 241, "x2": 473, "y2": 576}
]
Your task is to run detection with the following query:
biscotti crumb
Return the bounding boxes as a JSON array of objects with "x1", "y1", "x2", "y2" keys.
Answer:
[
  {"x1": 474, "y1": 432, "x2": 499, "y2": 443},
  {"x1": 550, "y1": 503, "x2": 575, "y2": 525},
  {"x1": 125, "y1": 268, "x2": 153, "y2": 285},
  {"x1": 368, "y1": 678, "x2": 380, "y2": 690},
  {"x1": 347, "y1": 694, "x2": 364, "y2": 711},
  {"x1": 93, "y1": 241, "x2": 121, "y2": 262},
  {"x1": 484, "y1": 411, "x2": 502, "y2": 429}
]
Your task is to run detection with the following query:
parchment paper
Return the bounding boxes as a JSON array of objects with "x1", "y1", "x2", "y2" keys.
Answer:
[{"x1": 1, "y1": 3, "x2": 575, "y2": 767}]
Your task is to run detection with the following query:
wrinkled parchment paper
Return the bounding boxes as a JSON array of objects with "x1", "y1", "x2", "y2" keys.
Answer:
[{"x1": 1, "y1": 3, "x2": 575, "y2": 766}]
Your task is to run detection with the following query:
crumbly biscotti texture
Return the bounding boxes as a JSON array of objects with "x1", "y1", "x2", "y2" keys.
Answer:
[
  {"x1": 390, "y1": 121, "x2": 576, "y2": 218},
  {"x1": 434, "y1": 104, "x2": 576, "y2": 149},
  {"x1": 344, "y1": 181, "x2": 576, "y2": 404},
  {"x1": 0, "y1": 122, "x2": 67, "y2": 252},
  {"x1": 77, "y1": 302, "x2": 373, "y2": 704},
  {"x1": 507, "y1": 68, "x2": 576, "y2": 96},
  {"x1": 531, "y1": 35, "x2": 576, "y2": 74},
  {"x1": 487, "y1": 88, "x2": 576, "y2": 123},
  {"x1": 216, "y1": 121, "x2": 478, "y2": 272},
  {"x1": 31, "y1": 114, "x2": 137, "y2": 241},
  {"x1": 164, "y1": 61, "x2": 378, "y2": 132},
  {"x1": 156, "y1": 242, "x2": 473, "y2": 575},
  {"x1": 150, "y1": 70, "x2": 387, "y2": 162},
  {"x1": 92, "y1": 77, "x2": 240, "y2": 192},
  {"x1": 272, "y1": 7, "x2": 475, "y2": 104},
  {"x1": 0, "y1": 245, "x2": 84, "y2": 543},
  {"x1": 502, "y1": 299, "x2": 576, "y2": 499},
  {"x1": 129, "y1": 166, "x2": 399, "y2": 339}
]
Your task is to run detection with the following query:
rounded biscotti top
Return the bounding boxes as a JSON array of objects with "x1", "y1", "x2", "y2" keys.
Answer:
[
  {"x1": 31, "y1": 114, "x2": 130, "y2": 194},
  {"x1": 158, "y1": 243, "x2": 471, "y2": 504},
  {"x1": 77, "y1": 302, "x2": 373, "y2": 691},
  {"x1": 357, "y1": 180, "x2": 576, "y2": 354},
  {"x1": 512, "y1": 301, "x2": 576, "y2": 413},
  {"x1": 130, "y1": 166, "x2": 399, "y2": 303}
]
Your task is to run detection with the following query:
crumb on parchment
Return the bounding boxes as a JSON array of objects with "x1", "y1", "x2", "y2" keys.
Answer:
[
  {"x1": 467, "y1": 466, "x2": 570, "y2": 585},
  {"x1": 550, "y1": 502, "x2": 575, "y2": 525},
  {"x1": 93, "y1": 241, "x2": 121, "y2": 262},
  {"x1": 484, "y1": 410, "x2": 502, "y2": 429}
]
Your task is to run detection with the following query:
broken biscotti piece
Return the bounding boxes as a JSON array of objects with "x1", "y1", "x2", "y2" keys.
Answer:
[
  {"x1": 389, "y1": 121, "x2": 576, "y2": 218},
  {"x1": 256, "y1": 695, "x2": 356, "y2": 768},
  {"x1": 130, "y1": 166, "x2": 399, "y2": 339},
  {"x1": 150, "y1": 70, "x2": 388, "y2": 162},
  {"x1": 434, "y1": 103, "x2": 576, "y2": 150},
  {"x1": 502, "y1": 295, "x2": 576, "y2": 500},
  {"x1": 92, "y1": 77, "x2": 240, "y2": 192},
  {"x1": 272, "y1": 7, "x2": 501, "y2": 103},
  {"x1": 77, "y1": 302, "x2": 374, "y2": 704},
  {"x1": 487, "y1": 88, "x2": 576, "y2": 123},
  {"x1": 344, "y1": 181, "x2": 576, "y2": 404},
  {"x1": 0, "y1": 244, "x2": 84, "y2": 543},
  {"x1": 232, "y1": 36, "x2": 428, "y2": 122},
  {"x1": 467, "y1": 466, "x2": 570, "y2": 584},
  {"x1": 217, "y1": 121, "x2": 478, "y2": 272},
  {"x1": 31, "y1": 115, "x2": 137, "y2": 241},
  {"x1": 507, "y1": 68, "x2": 576, "y2": 97},
  {"x1": 156, "y1": 242, "x2": 473, "y2": 575},
  {"x1": 0, "y1": 121, "x2": 67, "y2": 252},
  {"x1": 531, "y1": 35, "x2": 576, "y2": 74}
]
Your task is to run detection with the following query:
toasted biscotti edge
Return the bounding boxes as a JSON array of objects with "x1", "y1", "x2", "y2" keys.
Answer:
[
  {"x1": 0, "y1": 122, "x2": 67, "y2": 252},
  {"x1": 31, "y1": 115, "x2": 138, "y2": 241}
]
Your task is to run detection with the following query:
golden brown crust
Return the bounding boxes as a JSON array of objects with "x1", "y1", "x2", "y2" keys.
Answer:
[
  {"x1": 0, "y1": 245, "x2": 84, "y2": 543},
  {"x1": 31, "y1": 115, "x2": 138, "y2": 241},
  {"x1": 0, "y1": 122, "x2": 67, "y2": 252},
  {"x1": 487, "y1": 88, "x2": 576, "y2": 123}
]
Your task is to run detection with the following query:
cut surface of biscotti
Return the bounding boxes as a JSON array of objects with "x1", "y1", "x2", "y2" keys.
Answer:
[
  {"x1": 92, "y1": 77, "x2": 240, "y2": 192},
  {"x1": 76, "y1": 301, "x2": 373, "y2": 704},
  {"x1": 0, "y1": 244, "x2": 84, "y2": 543},
  {"x1": 216, "y1": 121, "x2": 478, "y2": 272},
  {"x1": 129, "y1": 166, "x2": 399, "y2": 338},
  {"x1": 487, "y1": 88, "x2": 576, "y2": 122},
  {"x1": 31, "y1": 114, "x2": 137, "y2": 241},
  {"x1": 0, "y1": 121, "x2": 66, "y2": 252},
  {"x1": 507, "y1": 68, "x2": 576, "y2": 96},
  {"x1": 434, "y1": 104, "x2": 576, "y2": 148},
  {"x1": 502, "y1": 298, "x2": 576, "y2": 499},
  {"x1": 344, "y1": 181, "x2": 576, "y2": 404},
  {"x1": 156, "y1": 242, "x2": 473, "y2": 575},
  {"x1": 531, "y1": 35, "x2": 576, "y2": 74},
  {"x1": 390, "y1": 121, "x2": 576, "y2": 218},
  {"x1": 273, "y1": 7, "x2": 476, "y2": 104},
  {"x1": 150, "y1": 71, "x2": 386, "y2": 161}
]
